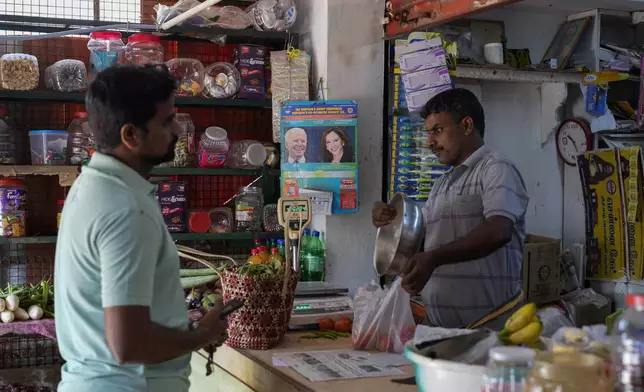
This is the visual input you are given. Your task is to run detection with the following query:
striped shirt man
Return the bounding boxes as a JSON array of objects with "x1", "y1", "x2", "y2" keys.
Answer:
[{"x1": 420, "y1": 145, "x2": 529, "y2": 328}]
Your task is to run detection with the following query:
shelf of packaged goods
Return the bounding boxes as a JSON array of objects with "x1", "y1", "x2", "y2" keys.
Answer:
[
  {"x1": 151, "y1": 167, "x2": 281, "y2": 177},
  {"x1": 0, "y1": 232, "x2": 284, "y2": 245},
  {"x1": 0, "y1": 90, "x2": 272, "y2": 109},
  {"x1": 0, "y1": 166, "x2": 280, "y2": 186},
  {"x1": 0, "y1": 14, "x2": 295, "y2": 46}
]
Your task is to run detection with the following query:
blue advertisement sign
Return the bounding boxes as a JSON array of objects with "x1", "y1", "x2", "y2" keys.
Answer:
[{"x1": 281, "y1": 101, "x2": 359, "y2": 214}]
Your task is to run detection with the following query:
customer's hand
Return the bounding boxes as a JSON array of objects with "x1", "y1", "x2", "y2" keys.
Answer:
[
  {"x1": 197, "y1": 296, "x2": 229, "y2": 348},
  {"x1": 372, "y1": 201, "x2": 397, "y2": 228}
]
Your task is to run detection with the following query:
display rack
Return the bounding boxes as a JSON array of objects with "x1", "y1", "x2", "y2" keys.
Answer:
[{"x1": 0, "y1": 3, "x2": 294, "y2": 368}]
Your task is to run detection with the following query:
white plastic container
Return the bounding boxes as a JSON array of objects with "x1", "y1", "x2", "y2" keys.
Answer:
[
  {"x1": 198, "y1": 126, "x2": 229, "y2": 168},
  {"x1": 29, "y1": 130, "x2": 68, "y2": 165},
  {"x1": 484, "y1": 43, "x2": 504, "y2": 65},
  {"x1": 404, "y1": 340, "x2": 486, "y2": 392},
  {"x1": 0, "y1": 54, "x2": 39, "y2": 91}
]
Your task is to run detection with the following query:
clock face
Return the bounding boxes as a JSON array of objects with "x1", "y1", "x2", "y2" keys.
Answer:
[{"x1": 557, "y1": 120, "x2": 590, "y2": 166}]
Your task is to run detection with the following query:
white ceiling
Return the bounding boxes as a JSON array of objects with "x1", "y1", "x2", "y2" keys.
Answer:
[{"x1": 509, "y1": 0, "x2": 644, "y2": 14}]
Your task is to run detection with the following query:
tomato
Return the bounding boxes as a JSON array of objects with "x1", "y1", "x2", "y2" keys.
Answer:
[
  {"x1": 400, "y1": 325, "x2": 416, "y2": 344},
  {"x1": 319, "y1": 318, "x2": 335, "y2": 331},
  {"x1": 339, "y1": 315, "x2": 352, "y2": 322},
  {"x1": 335, "y1": 319, "x2": 352, "y2": 333}
]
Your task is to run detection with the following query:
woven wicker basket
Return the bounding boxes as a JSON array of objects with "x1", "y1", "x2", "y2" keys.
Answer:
[
  {"x1": 176, "y1": 245, "x2": 298, "y2": 350},
  {"x1": 221, "y1": 269, "x2": 298, "y2": 350}
]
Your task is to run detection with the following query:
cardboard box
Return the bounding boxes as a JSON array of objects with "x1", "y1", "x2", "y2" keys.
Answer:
[
  {"x1": 523, "y1": 235, "x2": 561, "y2": 305},
  {"x1": 578, "y1": 149, "x2": 627, "y2": 279},
  {"x1": 619, "y1": 147, "x2": 644, "y2": 280}
]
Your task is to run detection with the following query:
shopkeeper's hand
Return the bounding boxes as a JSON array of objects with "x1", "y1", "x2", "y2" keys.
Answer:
[
  {"x1": 401, "y1": 252, "x2": 439, "y2": 296},
  {"x1": 372, "y1": 201, "x2": 397, "y2": 228},
  {"x1": 197, "y1": 296, "x2": 229, "y2": 348}
]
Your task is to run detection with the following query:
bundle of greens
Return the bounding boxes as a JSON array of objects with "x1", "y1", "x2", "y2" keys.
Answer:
[{"x1": 0, "y1": 280, "x2": 54, "y2": 323}]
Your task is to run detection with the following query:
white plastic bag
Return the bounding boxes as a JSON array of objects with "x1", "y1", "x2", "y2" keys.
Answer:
[{"x1": 351, "y1": 280, "x2": 416, "y2": 353}]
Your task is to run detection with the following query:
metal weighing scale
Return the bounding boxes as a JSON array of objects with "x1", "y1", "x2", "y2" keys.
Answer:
[{"x1": 277, "y1": 196, "x2": 354, "y2": 329}]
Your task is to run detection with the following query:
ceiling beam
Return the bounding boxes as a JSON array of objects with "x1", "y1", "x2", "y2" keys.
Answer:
[{"x1": 385, "y1": 0, "x2": 525, "y2": 39}]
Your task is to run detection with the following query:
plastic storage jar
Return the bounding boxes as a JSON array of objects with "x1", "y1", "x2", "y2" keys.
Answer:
[
  {"x1": 0, "y1": 179, "x2": 27, "y2": 237},
  {"x1": 124, "y1": 33, "x2": 164, "y2": 65},
  {"x1": 29, "y1": 130, "x2": 68, "y2": 165},
  {"x1": 235, "y1": 186, "x2": 264, "y2": 232},
  {"x1": 44, "y1": 59, "x2": 87, "y2": 92},
  {"x1": 87, "y1": 32, "x2": 124, "y2": 78},
  {"x1": 482, "y1": 347, "x2": 534, "y2": 392},
  {"x1": 524, "y1": 352, "x2": 610, "y2": 392},
  {"x1": 67, "y1": 112, "x2": 94, "y2": 165},
  {"x1": 198, "y1": 127, "x2": 229, "y2": 168},
  {"x1": 204, "y1": 62, "x2": 241, "y2": 98},
  {"x1": 0, "y1": 53, "x2": 39, "y2": 91},
  {"x1": 166, "y1": 58, "x2": 205, "y2": 97},
  {"x1": 226, "y1": 140, "x2": 267, "y2": 169},
  {"x1": 0, "y1": 108, "x2": 17, "y2": 164}
]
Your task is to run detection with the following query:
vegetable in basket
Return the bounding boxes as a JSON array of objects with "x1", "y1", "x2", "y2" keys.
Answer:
[{"x1": 0, "y1": 280, "x2": 55, "y2": 323}]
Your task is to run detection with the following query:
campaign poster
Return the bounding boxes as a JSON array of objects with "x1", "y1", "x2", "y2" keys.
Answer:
[{"x1": 280, "y1": 101, "x2": 359, "y2": 214}]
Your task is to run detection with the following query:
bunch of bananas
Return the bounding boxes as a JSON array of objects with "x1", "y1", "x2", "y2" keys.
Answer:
[{"x1": 498, "y1": 303, "x2": 543, "y2": 345}]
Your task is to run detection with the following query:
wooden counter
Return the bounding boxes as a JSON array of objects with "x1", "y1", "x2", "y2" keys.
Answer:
[{"x1": 189, "y1": 332, "x2": 416, "y2": 392}]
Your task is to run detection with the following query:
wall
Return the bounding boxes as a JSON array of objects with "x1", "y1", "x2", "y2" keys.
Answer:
[{"x1": 294, "y1": 0, "x2": 384, "y2": 292}]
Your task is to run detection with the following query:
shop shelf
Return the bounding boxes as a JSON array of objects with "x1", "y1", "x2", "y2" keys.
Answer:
[
  {"x1": 0, "y1": 232, "x2": 284, "y2": 244},
  {"x1": 0, "y1": 14, "x2": 295, "y2": 47},
  {"x1": 455, "y1": 65, "x2": 583, "y2": 83},
  {"x1": 151, "y1": 167, "x2": 281, "y2": 177},
  {"x1": 0, "y1": 90, "x2": 272, "y2": 109}
]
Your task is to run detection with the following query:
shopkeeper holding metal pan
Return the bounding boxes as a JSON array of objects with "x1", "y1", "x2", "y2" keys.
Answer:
[{"x1": 373, "y1": 88, "x2": 529, "y2": 330}]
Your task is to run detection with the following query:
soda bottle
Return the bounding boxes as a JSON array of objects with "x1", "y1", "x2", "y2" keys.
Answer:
[
  {"x1": 277, "y1": 239, "x2": 285, "y2": 259},
  {"x1": 613, "y1": 293, "x2": 644, "y2": 391},
  {"x1": 257, "y1": 246, "x2": 270, "y2": 263},
  {"x1": 269, "y1": 247, "x2": 284, "y2": 266},
  {"x1": 247, "y1": 248, "x2": 263, "y2": 264},
  {"x1": 301, "y1": 231, "x2": 324, "y2": 281}
]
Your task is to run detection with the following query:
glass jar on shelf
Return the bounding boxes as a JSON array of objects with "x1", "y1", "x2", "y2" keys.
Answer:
[
  {"x1": 0, "y1": 108, "x2": 17, "y2": 164},
  {"x1": 166, "y1": 58, "x2": 205, "y2": 97},
  {"x1": 67, "y1": 112, "x2": 94, "y2": 165},
  {"x1": 235, "y1": 186, "x2": 264, "y2": 232},
  {"x1": 124, "y1": 33, "x2": 164, "y2": 65},
  {"x1": 173, "y1": 113, "x2": 195, "y2": 168},
  {"x1": 226, "y1": 140, "x2": 267, "y2": 170},
  {"x1": 0, "y1": 53, "x2": 39, "y2": 91},
  {"x1": 44, "y1": 59, "x2": 88, "y2": 92},
  {"x1": 198, "y1": 126, "x2": 229, "y2": 168},
  {"x1": 87, "y1": 32, "x2": 124, "y2": 79}
]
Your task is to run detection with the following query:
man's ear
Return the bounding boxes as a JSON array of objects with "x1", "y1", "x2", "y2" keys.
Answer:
[
  {"x1": 120, "y1": 124, "x2": 141, "y2": 150},
  {"x1": 461, "y1": 117, "x2": 475, "y2": 136}
]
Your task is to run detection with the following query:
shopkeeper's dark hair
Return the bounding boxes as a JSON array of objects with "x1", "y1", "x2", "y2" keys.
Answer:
[
  {"x1": 86, "y1": 64, "x2": 177, "y2": 151},
  {"x1": 420, "y1": 88, "x2": 486, "y2": 138}
]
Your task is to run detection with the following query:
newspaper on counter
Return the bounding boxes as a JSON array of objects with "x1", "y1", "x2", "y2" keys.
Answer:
[{"x1": 272, "y1": 349, "x2": 405, "y2": 382}]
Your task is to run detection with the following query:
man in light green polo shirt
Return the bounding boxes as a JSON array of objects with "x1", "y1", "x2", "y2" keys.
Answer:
[{"x1": 54, "y1": 65, "x2": 228, "y2": 392}]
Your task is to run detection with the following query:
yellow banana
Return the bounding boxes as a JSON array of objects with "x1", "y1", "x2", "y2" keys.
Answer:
[
  {"x1": 500, "y1": 303, "x2": 537, "y2": 335},
  {"x1": 508, "y1": 321, "x2": 543, "y2": 345}
]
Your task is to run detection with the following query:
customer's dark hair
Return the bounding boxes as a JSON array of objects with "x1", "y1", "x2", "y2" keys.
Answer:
[
  {"x1": 420, "y1": 88, "x2": 486, "y2": 137},
  {"x1": 86, "y1": 64, "x2": 177, "y2": 151}
]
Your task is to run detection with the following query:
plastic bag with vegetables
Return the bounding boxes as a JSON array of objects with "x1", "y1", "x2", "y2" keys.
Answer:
[{"x1": 352, "y1": 279, "x2": 416, "y2": 353}]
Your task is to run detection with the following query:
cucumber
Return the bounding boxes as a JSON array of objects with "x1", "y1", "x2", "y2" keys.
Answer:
[
  {"x1": 180, "y1": 275, "x2": 219, "y2": 289},
  {"x1": 180, "y1": 268, "x2": 218, "y2": 278}
]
